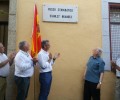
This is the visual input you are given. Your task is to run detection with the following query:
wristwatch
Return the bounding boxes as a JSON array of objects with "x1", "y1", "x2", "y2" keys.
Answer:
[{"x1": 53, "y1": 58, "x2": 56, "y2": 61}]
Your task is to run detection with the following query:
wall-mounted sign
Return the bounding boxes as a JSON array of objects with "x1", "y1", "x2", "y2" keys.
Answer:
[{"x1": 43, "y1": 4, "x2": 78, "y2": 23}]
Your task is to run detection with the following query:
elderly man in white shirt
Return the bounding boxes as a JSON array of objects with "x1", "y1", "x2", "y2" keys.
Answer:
[
  {"x1": 38, "y1": 40, "x2": 60, "y2": 100},
  {"x1": 0, "y1": 43, "x2": 15, "y2": 100},
  {"x1": 14, "y1": 41, "x2": 37, "y2": 100},
  {"x1": 111, "y1": 58, "x2": 120, "y2": 100}
]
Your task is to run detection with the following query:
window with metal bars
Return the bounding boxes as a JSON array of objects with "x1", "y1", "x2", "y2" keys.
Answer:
[{"x1": 110, "y1": 4, "x2": 120, "y2": 61}]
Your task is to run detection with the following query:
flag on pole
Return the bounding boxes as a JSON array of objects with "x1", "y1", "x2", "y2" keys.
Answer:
[{"x1": 31, "y1": 4, "x2": 41, "y2": 58}]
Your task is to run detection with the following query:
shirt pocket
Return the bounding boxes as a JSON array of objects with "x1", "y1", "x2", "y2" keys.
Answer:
[
  {"x1": 24, "y1": 57, "x2": 32, "y2": 64},
  {"x1": 93, "y1": 62, "x2": 99, "y2": 70}
]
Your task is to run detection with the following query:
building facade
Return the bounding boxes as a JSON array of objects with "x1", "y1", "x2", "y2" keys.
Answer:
[{"x1": 0, "y1": 0, "x2": 120, "y2": 100}]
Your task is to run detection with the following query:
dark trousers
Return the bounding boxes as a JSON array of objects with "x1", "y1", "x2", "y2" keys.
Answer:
[
  {"x1": 39, "y1": 72, "x2": 52, "y2": 100},
  {"x1": 0, "y1": 77, "x2": 6, "y2": 100},
  {"x1": 83, "y1": 80, "x2": 100, "y2": 100},
  {"x1": 14, "y1": 76, "x2": 30, "y2": 100}
]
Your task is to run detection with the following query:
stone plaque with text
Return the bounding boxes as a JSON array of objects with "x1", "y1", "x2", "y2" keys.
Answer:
[{"x1": 43, "y1": 4, "x2": 78, "y2": 23}]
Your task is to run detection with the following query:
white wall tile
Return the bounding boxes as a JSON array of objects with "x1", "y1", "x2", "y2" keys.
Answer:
[
  {"x1": 102, "y1": 52, "x2": 111, "y2": 70},
  {"x1": 102, "y1": 1, "x2": 109, "y2": 19},
  {"x1": 102, "y1": 18, "x2": 109, "y2": 36},
  {"x1": 109, "y1": 0, "x2": 120, "y2": 3},
  {"x1": 102, "y1": 36, "x2": 110, "y2": 52}
]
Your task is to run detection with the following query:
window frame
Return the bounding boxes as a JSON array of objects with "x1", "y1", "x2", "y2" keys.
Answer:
[{"x1": 109, "y1": 3, "x2": 120, "y2": 60}]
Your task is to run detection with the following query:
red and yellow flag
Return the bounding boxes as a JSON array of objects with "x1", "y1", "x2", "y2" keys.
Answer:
[{"x1": 31, "y1": 4, "x2": 41, "y2": 58}]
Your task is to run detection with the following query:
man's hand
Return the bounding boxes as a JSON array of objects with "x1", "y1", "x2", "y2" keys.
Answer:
[
  {"x1": 8, "y1": 52, "x2": 16, "y2": 61},
  {"x1": 32, "y1": 58, "x2": 38, "y2": 66},
  {"x1": 33, "y1": 58, "x2": 38, "y2": 63},
  {"x1": 111, "y1": 61, "x2": 117, "y2": 69},
  {"x1": 49, "y1": 53, "x2": 52, "y2": 59},
  {"x1": 48, "y1": 53, "x2": 52, "y2": 63},
  {"x1": 8, "y1": 52, "x2": 16, "y2": 66},
  {"x1": 83, "y1": 75, "x2": 85, "y2": 80},
  {"x1": 48, "y1": 53, "x2": 60, "y2": 63},
  {"x1": 53, "y1": 53, "x2": 60, "y2": 59},
  {"x1": 96, "y1": 83, "x2": 101, "y2": 89}
]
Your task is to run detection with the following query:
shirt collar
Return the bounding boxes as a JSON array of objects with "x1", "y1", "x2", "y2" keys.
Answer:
[
  {"x1": 0, "y1": 53, "x2": 4, "y2": 55},
  {"x1": 20, "y1": 50, "x2": 29, "y2": 56},
  {"x1": 92, "y1": 56, "x2": 100, "y2": 59},
  {"x1": 41, "y1": 49, "x2": 49, "y2": 54}
]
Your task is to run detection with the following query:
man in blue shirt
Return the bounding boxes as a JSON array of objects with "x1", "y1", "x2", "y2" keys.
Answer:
[{"x1": 83, "y1": 48, "x2": 105, "y2": 100}]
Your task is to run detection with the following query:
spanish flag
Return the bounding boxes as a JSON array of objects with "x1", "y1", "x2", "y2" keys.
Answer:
[{"x1": 31, "y1": 4, "x2": 41, "y2": 58}]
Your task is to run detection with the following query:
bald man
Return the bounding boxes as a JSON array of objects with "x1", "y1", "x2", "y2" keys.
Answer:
[
  {"x1": 0, "y1": 43, "x2": 15, "y2": 100},
  {"x1": 83, "y1": 48, "x2": 105, "y2": 100}
]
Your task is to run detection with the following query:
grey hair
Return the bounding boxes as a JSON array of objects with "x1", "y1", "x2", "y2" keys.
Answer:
[
  {"x1": 0, "y1": 42, "x2": 3, "y2": 47},
  {"x1": 41, "y1": 40, "x2": 49, "y2": 48},
  {"x1": 19, "y1": 41, "x2": 26, "y2": 50},
  {"x1": 0, "y1": 42, "x2": 2, "y2": 46},
  {"x1": 96, "y1": 48, "x2": 103, "y2": 56}
]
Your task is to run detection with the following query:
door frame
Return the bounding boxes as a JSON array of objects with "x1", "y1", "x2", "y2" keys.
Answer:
[{"x1": 6, "y1": 0, "x2": 17, "y2": 100}]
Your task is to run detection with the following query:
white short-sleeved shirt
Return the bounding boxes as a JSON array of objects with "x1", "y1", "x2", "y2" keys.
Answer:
[
  {"x1": 0, "y1": 53, "x2": 10, "y2": 77},
  {"x1": 116, "y1": 58, "x2": 120, "y2": 77}
]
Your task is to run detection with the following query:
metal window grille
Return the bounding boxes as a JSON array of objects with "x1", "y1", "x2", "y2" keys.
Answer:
[{"x1": 110, "y1": 6, "x2": 120, "y2": 60}]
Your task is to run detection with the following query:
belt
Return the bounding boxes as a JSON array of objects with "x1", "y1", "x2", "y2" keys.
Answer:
[
  {"x1": 0, "y1": 76, "x2": 6, "y2": 78},
  {"x1": 117, "y1": 77, "x2": 120, "y2": 79},
  {"x1": 15, "y1": 76, "x2": 30, "y2": 79},
  {"x1": 40, "y1": 71, "x2": 52, "y2": 74}
]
